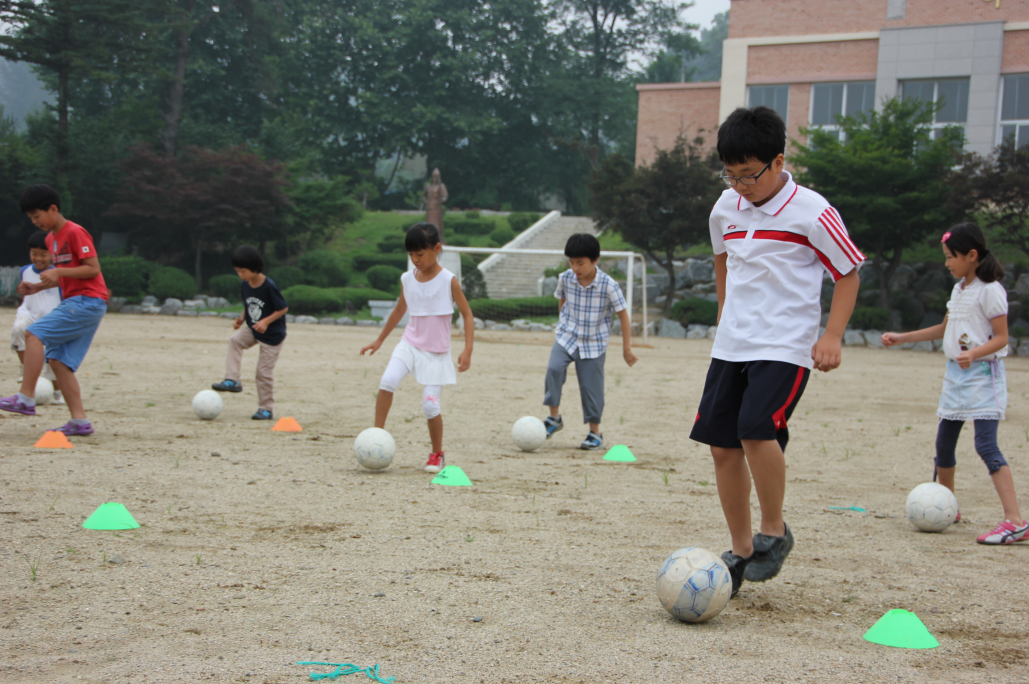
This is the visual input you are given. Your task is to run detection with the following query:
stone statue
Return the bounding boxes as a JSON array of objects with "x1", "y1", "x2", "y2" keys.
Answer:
[{"x1": 422, "y1": 168, "x2": 448, "y2": 238}]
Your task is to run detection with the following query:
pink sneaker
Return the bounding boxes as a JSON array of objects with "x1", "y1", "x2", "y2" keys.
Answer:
[
  {"x1": 424, "y1": 451, "x2": 446, "y2": 474},
  {"x1": 977, "y1": 519, "x2": 1029, "y2": 545},
  {"x1": 954, "y1": 510, "x2": 961, "y2": 523}
]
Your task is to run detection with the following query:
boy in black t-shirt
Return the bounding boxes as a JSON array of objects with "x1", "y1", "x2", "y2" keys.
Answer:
[{"x1": 212, "y1": 245, "x2": 289, "y2": 419}]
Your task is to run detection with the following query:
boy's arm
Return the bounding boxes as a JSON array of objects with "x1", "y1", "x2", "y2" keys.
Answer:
[
  {"x1": 40, "y1": 257, "x2": 101, "y2": 284},
  {"x1": 616, "y1": 308, "x2": 637, "y2": 367},
  {"x1": 360, "y1": 291, "x2": 408, "y2": 355},
  {"x1": 811, "y1": 269, "x2": 859, "y2": 372},
  {"x1": 451, "y1": 276, "x2": 474, "y2": 372},
  {"x1": 713, "y1": 253, "x2": 727, "y2": 323},
  {"x1": 252, "y1": 307, "x2": 288, "y2": 334}
]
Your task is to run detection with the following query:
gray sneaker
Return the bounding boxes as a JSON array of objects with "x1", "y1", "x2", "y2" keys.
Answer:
[
  {"x1": 721, "y1": 550, "x2": 751, "y2": 598},
  {"x1": 743, "y1": 522, "x2": 794, "y2": 582},
  {"x1": 544, "y1": 416, "x2": 563, "y2": 439},
  {"x1": 580, "y1": 431, "x2": 603, "y2": 450}
]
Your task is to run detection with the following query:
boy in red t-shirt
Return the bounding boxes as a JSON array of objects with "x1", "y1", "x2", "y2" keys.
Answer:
[{"x1": 1, "y1": 185, "x2": 108, "y2": 437}]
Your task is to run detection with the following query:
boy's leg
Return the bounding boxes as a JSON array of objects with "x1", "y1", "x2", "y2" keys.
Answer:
[
  {"x1": 50, "y1": 359, "x2": 86, "y2": 420},
  {"x1": 574, "y1": 351, "x2": 605, "y2": 435},
  {"x1": 255, "y1": 341, "x2": 283, "y2": 412},
  {"x1": 543, "y1": 343, "x2": 574, "y2": 414},
  {"x1": 225, "y1": 327, "x2": 257, "y2": 383},
  {"x1": 739, "y1": 439, "x2": 787, "y2": 538},
  {"x1": 19, "y1": 332, "x2": 46, "y2": 397},
  {"x1": 711, "y1": 445, "x2": 754, "y2": 557}
]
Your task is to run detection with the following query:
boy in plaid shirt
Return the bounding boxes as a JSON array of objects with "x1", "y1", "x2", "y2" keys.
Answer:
[{"x1": 543, "y1": 233, "x2": 638, "y2": 450}]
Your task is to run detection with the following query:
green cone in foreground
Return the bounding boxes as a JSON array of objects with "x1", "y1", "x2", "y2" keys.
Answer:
[
  {"x1": 432, "y1": 465, "x2": 473, "y2": 486},
  {"x1": 863, "y1": 609, "x2": 939, "y2": 649},
  {"x1": 83, "y1": 502, "x2": 140, "y2": 530},
  {"x1": 602, "y1": 445, "x2": 636, "y2": 462}
]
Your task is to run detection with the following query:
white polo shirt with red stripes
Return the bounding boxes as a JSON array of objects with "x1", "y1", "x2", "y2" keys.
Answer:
[{"x1": 709, "y1": 171, "x2": 864, "y2": 369}]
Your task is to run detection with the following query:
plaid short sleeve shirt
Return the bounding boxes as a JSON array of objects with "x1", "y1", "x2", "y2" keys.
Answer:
[{"x1": 553, "y1": 268, "x2": 627, "y2": 359}]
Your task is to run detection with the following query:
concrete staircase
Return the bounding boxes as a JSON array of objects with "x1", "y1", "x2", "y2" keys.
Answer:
[{"x1": 480, "y1": 214, "x2": 598, "y2": 299}]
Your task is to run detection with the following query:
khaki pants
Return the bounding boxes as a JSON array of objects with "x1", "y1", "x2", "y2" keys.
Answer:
[{"x1": 224, "y1": 326, "x2": 283, "y2": 411}]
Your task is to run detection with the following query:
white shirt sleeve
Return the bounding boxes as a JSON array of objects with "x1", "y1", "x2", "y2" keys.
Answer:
[
  {"x1": 981, "y1": 282, "x2": 1008, "y2": 320},
  {"x1": 808, "y1": 206, "x2": 864, "y2": 281},
  {"x1": 709, "y1": 211, "x2": 726, "y2": 256}
]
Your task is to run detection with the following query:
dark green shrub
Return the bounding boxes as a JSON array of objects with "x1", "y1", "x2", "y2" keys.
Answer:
[
  {"x1": 282, "y1": 285, "x2": 342, "y2": 315},
  {"x1": 149, "y1": 266, "x2": 197, "y2": 301},
  {"x1": 366, "y1": 265, "x2": 403, "y2": 292},
  {"x1": 266, "y1": 266, "x2": 305, "y2": 291},
  {"x1": 461, "y1": 254, "x2": 488, "y2": 300},
  {"x1": 298, "y1": 251, "x2": 350, "y2": 287},
  {"x1": 101, "y1": 255, "x2": 154, "y2": 302},
  {"x1": 489, "y1": 226, "x2": 516, "y2": 246},
  {"x1": 464, "y1": 211, "x2": 481, "y2": 219},
  {"x1": 327, "y1": 287, "x2": 396, "y2": 311},
  {"x1": 671, "y1": 298, "x2": 718, "y2": 326},
  {"x1": 508, "y1": 212, "x2": 542, "y2": 233},
  {"x1": 543, "y1": 265, "x2": 566, "y2": 278},
  {"x1": 849, "y1": 306, "x2": 890, "y2": 330},
  {"x1": 467, "y1": 296, "x2": 558, "y2": 322},
  {"x1": 353, "y1": 254, "x2": 409, "y2": 271},
  {"x1": 449, "y1": 219, "x2": 493, "y2": 236},
  {"x1": 208, "y1": 274, "x2": 240, "y2": 301},
  {"x1": 447, "y1": 235, "x2": 470, "y2": 247},
  {"x1": 377, "y1": 234, "x2": 406, "y2": 252}
]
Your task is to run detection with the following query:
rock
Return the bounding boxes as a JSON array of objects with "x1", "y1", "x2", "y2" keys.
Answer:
[
  {"x1": 198, "y1": 311, "x2": 218, "y2": 317},
  {"x1": 686, "y1": 323, "x2": 709, "y2": 340},
  {"x1": 473, "y1": 317, "x2": 484, "y2": 330},
  {"x1": 319, "y1": 317, "x2": 337, "y2": 325},
  {"x1": 911, "y1": 341, "x2": 933, "y2": 352},
  {"x1": 183, "y1": 299, "x2": 206, "y2": 309},
  {"x1": 176, "y1": 309, "x2": 198, "y2": 317},
  {"x1": 511, "y1": 319, "x2": 531, "y2": 330},
  {"x1": 913, "y1": 269, "x2": 951, "y2": 294},
  {"x1": 232, "y1": 593, "x2": 246, "y2": 600},
  {"x1": 891, "y1": 265, "x2": 916, "y2": 290},
  {"x1": 540, "y1": 276, "x2": 559, "y2": 298},
  {"x1": 208, "y1": 296, "x2": 231, "y2": 309},
  {"x1": 492, "y1": 323, "x2": 512, "y2": 331},
  {"x1": 484, "y1": 320, "x2": 497, "y2": 330},
  {"x1": 863, "y1": 330, "x2": 884, "y2": 348},
  {"x1": 356, "y1": 320, "x2": 379, "y2": 326},
  {"x1": 285, "y1": 314, "x2": 295, "y2": 323},
  {"x1": 120, "y1": 305, "x2": 143, "y2": 314},
  {"x1": 1010, "y1": 301, "x2": 1024, "y2": 323},
  {"x1": 141, "y1": 295, "x2": 157, "y2": 306},
  {"x1": 528, "y1": 323, "x2": 550, "y2": 332},
  {"x1": 142, "y1": 306, "x2": 161, "y2": 314},
  {"x1": 654, "y1": 319, "x2": 685, "y2": 338},
  {"x1": 160, "y1": 298, "x2": 183, "y2": 315},
  {"x1": 687, "y1": 259, "x2": 714, "y2": 284},
  {"x1": 336, "y1": 317, "x2": 355, "y2": 325},
  {"x1": 707, "y1": 325, "x2": 718, "y2": 340},
  {"x1": 220, "y1": 312, "x2": 239, "y2": 319},
  {"x1": 295, "y1": 315, "x2": 319, "y2": 324},
  {"x1": 107, "y1": 554, "x2": 125, "y2": 564},
  {"x1": 933, "y1": 339, "x2": 944, "y2": 352},
  {"x1": 918, "y1": 312, "x2": 945, "y2": 329},
  {"x1": 1017, "y1": 274, "x2": 1029, "y2": 297},
  {"x1": 649, "y1": 273, "x2": 670, "y2": 292},
  {"x1": 843, "y1": 330, "x2": 865, "y2": 346},
  {"x1": 690, "y1": 282, "x2": 717, "y2": 295},
  {"x1": 1019, "y1": 341, "x2": 1029, "y2": 357},
  {"x1": 106, "y1": 297, "x2": 127, "y2": 313}
]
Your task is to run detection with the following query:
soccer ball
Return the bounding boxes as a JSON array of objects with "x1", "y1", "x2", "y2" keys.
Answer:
[
  {"x1": 354, "y1": 427, "x2": 396, "y2": 470},
  {"x1": 192, "y1": 389, "x2": 223, "y2": 420},
  {"x1": 906, "y1": 482, "x2": 958, "y2": 532},
  {"x1": 656, "y1": 547, "x2": 732, "y2": 623},
  {"x1": 35, "y1": 377, "x2": 54, "y2": 406},
  {"x1": 511, "y1": 416, "x2": 546, "y2": 452}
]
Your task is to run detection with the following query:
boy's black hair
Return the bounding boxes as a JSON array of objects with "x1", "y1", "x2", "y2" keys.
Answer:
[
  {"x1": 20, "y1": 184, "x2": 61, "y2": 213},
  {"x1": 27, "y1": 231, "x2": 48, "y2": 250},
  {"x1": 405, "y1": 222, "x2": 442, "y2": 252},
  {"x1": 717, "y1": 106, "x2": 786, "y2": 167},
  {"x1": 564, "y1": 233, "x2": 600, "y2": 261},
  {"x1": 942, "y1": 222, "x2": 1004, "y2": 284},
  {"x1": 231, "y1": 244, "x2": 264, "y2": 273}
]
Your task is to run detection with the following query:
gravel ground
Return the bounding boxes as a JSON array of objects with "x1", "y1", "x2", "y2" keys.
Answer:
[{"x1": 1, "y1": 312, "x2": 1027, "y2": 684}]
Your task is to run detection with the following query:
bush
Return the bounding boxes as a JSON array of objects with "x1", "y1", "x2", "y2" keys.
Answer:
[
  {"x1": 508, "y1": 212, "x2": 542, "y2": 233},
  {"x1": 353, "y1": 254, "x2": 409, "y2": 271},
  {"x1": 447, "y1": 234, "x2": 470, "y2": 247},
  {"x1": 461, "y1": 254, "x2": 488, "y2": 300},
  {"x1": 489, "y1": 226, "x2": 516, "y2": 246},
  {"x1": 298, "y1": 251, "x2": 350, "y2": 287},
  {"x1": 464, "y1": 211, "x2": 481, "y2": 219},
  {"x1": 208, "y1": 274, "x2": 240, "y2": 301},
  {"x1": 328, "y1": 287, "x2": 396, "y2": 312},
  {"x1": 543, "y1": 265, "x2": 567, "y2": 278},
  {"x1": 101, "y1": 255, "x2": 154, "y2": 302},
  {"x1": 849, "y1": 306, "x2": 890, "y2": 330},
  {"x1": 366, "y1": 265, "x2": 403, "y2": 292},
  {"x1": 149, "y1": 266, "x2": 197, "y2": 301},
  {"x1": 281, "y1": 285, "x2": 342, "y2": 315},
  {"x1": 467, "y1": 296, "x2": 558, "y2": 322},
  {"x1": 376, "y1": 234, "x2": 406, "y2": 252},
  {"x1": 266, "y1": 265, "x2": 305, "y2": 291},
  {"x1": 448, "y1": 219, "x2": 493, "y2": 236},
  {"x1": 671, "y1": 298, "x2": 718, "y2": 326}
]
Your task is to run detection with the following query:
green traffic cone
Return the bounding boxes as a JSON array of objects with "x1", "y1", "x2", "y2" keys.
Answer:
[
  {"x1": 863, "y1": 609, "x2": 939, "y2": 649},
  {"x1": 432, "y1": 465, "x2": 473, "y2": 486},
  {"x1": 602, "y1": 445, "x2": 636, "y2": 462},
  {"x1": 82, "y1": 502, "x2": 140, "y2": 530}
]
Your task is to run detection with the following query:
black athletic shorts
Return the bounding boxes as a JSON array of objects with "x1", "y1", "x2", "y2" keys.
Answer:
[{"x1": 689, "y1": 359, "x2": 810, "y2": 451}]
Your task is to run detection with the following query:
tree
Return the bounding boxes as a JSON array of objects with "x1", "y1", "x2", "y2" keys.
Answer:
[
  {"x1": 956, "y1": 135, "x2": 1029, "y2": 257},
  {"x1": 108, "y1": 144, "x2": 293, "y2": 289},
  {"x1": 589, "y1": 134, "x2": 722, "y2": 314},
  {"x1": 792, "y1": 97, "x2": 966, "y2": 310}
]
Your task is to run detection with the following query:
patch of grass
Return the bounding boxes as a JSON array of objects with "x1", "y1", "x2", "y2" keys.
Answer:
[
  {"x1": 891, "y1": 425, "x2": 901, "y2": 436},
  {"x1": 145, "y1": 402, "x2": 155, "y2": 408},
  {"x1": 663, "y1": 470, "x2": 670, "y2": 486},
  {"x1": 464, "y1": 535, "x2": 475, "y2": 543},
  {"x1": 698, "y1": 480, "x2": 708, "y2": 486},
  {"x1": 195, "y1": 554, "x2": 202, "y2": 565},
  {"x1": 25, "y1": 550, "x2": 41, "y2": 581}
]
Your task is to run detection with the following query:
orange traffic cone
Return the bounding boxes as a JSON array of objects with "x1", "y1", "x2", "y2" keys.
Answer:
[
  {"x1": 272, "y1": 416, "x2": 302, "y2": 432},
  {"x1": 35, "y1": 431, "x2": 74, "y2": 448}
]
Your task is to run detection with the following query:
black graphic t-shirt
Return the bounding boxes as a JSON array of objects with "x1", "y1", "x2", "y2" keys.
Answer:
[{"x1": 241, "y1": 277, "x2": 288, "y2": 345}]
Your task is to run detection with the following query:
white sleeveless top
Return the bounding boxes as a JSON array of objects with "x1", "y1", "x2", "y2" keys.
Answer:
[{"x1": 401, "y1": 267, "x2": 456, "y2": 316}]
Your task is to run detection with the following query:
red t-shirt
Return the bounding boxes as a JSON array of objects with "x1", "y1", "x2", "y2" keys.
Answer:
[{"x1": 46, "y1": 221, "x2": 108, "y2": 301}]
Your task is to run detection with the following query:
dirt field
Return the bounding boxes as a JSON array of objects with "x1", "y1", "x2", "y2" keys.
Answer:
[{"x1": 1, "y1": 312, "x2": 1027, "y2": 684}]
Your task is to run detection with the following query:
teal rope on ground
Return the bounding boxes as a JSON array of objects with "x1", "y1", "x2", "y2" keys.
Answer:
[{"x1": 296, "y1": 661, "x2": 395, "y2": 683}]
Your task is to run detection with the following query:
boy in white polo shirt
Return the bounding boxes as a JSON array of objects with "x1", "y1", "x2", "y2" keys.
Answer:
[{"x1": 689, "y1": 106, "x2": 863, "y2": 598}]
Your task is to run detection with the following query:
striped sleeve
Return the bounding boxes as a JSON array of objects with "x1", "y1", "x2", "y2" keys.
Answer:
[{"x1": 809, "y1": 207, "x2": 864, "y2": 281}]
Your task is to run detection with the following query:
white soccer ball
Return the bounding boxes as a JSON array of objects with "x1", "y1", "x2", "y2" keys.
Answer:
[
  {"x1": 906, "y1": 482, "x2": 959, "y2": 532},
  {"x1": 192, "y1": 389, "x2": 223, "y2": 420},
  {"x1": 354, "y1": 427, "x2": 396, "y2": 470},
  {"x1": 656, "y1": 547, "x2": 732, "y2": 623},
  {"x1": 511, "y1": 416, "x2": 546, "y2": 452},
  {"x1": 35, "y1": 377, "x2": 54, "y2": 406}
]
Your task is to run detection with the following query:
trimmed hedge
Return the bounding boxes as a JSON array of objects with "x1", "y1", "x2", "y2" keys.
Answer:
[
  {"x1": 353, "y1": 254, "x2": 409, "y2": 271},
  {"x1": 281, "y1": 285, "x2": 396, "y2": 315},
  {"x1": 461, "y1": 254, "x2": 488, "y2": 300},
  {"x1": 208, "y1": 274, "x2": 240, "y2": 300},
  {"x1": 366, "y1": 265, "x2": 402, "y2": 292},
  {"x1": 376, "y1": 234, "x2": 406, "y2": 252},
  {"x1": 298, "y1": 251, "x2": 350, "y2": 287},
  {"x1": 266, "y1": 265, "x2": 305, "y2": 290},
  {"x1": 102, "y1": 255, "x2": 154, "y2": 302},
  {"x1": 489, "y1": 226, "x2": 516, "y2": 246},
  {"x1": 149, "y1": 266, "x2": 197, "y2": 301},
  {"x1": 850, "y1": 306, "x2": 890, "y2": 331},
  {"x1": 448, "y1": 219, "x2": 493, "y2": 236},
  {"x1": 508, "y1": 212, "x2": 541, "y2": 233},
  {"x1": 671, "y1": 298, "x2": 717, "y2": 326},
  {"x1": 468, "y1": 296, "x2": 558, "y2": 322}
]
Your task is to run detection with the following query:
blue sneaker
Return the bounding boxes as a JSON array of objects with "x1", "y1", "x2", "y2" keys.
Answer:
[
  {"x1": 212, "y1": 379, "x2": 243, "y2": 392},
  {"x1": 544, "y1": 416, "x2": 563, "y2": 439},
  {"x1": 252, "y1": 409, "x2": 273, "y2": 420},
  {"x1": 580, "y1": 431, "x2": 603, "y2": 450}
]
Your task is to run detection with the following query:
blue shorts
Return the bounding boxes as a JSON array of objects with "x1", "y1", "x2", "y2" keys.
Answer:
[{"x1": 26, "y1": 296, "x2": 106, "y2": 372}]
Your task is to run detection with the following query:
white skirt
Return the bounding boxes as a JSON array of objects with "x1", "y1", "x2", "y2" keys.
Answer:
[
  {"x1": 938, "y1": 359, "x2": 1006, "y2": 421},
  {"x1": 390, "y1": 338, "x2": 457, "y2": 386}
]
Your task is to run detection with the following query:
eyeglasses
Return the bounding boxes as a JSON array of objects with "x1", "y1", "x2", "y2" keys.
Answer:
[{"x1": 719, "y1": 160, "x2": 772, "y2": 187}]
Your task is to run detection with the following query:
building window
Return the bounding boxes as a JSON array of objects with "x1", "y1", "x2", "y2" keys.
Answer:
[
  {"x1": 1000, "y1": 74, "x2": 1029, "y2": 148},
  {"x1": 810, "y1": 81, "x2": 875, "y2": 138},
  {"x1": 748, "y1": 85, "x2": 789, "y2": 124},
  {"x1": 901, "y1": 78, "x2": 969, "y2": 139}
]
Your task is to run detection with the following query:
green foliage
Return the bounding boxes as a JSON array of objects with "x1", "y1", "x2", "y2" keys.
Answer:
[
  {"x1": 956, "y1": 136, "x2": 1029, "y2": 258},
  {"x1": 208, "y1": 274, "x2": 241, "y2": 301},
  {"x1": 890, "y1": 291, "x2": 923, "y2": 328},
  {"x1": 849, "y1": 307, "x2": 890, "y2": 331},
  {"x1": 101, "y1": 255, "x2": 154, "y2": 302},
  {"x1": 508, "y1": 212, "x2": 542, "y2": 233},
  {"x1": 376, "y1": 233, "x2": 406, "y2": 253},
  {"x1": 449, "y1": 219, "x2": 493, "y2": 236},
  {"x1": 286, "y1": 174, "x2": 363, "y2": 253},
  {"x1": 282, "y1": 285, "x2": 396, "y2": 315},
  {"x1": 489, "y1": 226, "x2": 516, "y2": 245},
  {"x1": 298, "y1": 251, "x2": 350, "y2": 287},
  {"x1": 467, "y1": 297, "x2": 558, "y2": 322},
  {"x1": 544, "y1": 265, "x2": 567, "y2": 278},
  {"x1": 447, "y1": 235, "x2": 470, "y2": 247},
  {"x1": 266, "y1": 266, "x2": 305, "y2": 291},
  {"x1": 353, "y1": 254, "x2": 409, "y2": 271},
  {"x1": 671, "y1": 298, "x2": 717, "y2": 326},
  {"x1": 464, "y1": 211, "x2": 480, "y2": 219},
  {"x1": 149, "y1": 266, "x2": 197, "y2": 301},
  {"x1": 366, "y1": 265, "x2": 402, "y2": 292},
  {"x1": 461, "y1": 253, "x2": 488, "y2": 300}
]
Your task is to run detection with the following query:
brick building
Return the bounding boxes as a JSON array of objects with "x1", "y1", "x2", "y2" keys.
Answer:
[{"x1": 635, "y1": 0, "x2": 1029, "y2": 165}]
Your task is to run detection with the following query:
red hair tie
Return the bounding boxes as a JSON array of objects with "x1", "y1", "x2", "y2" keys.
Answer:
[{"x1": 941, "y1": 231, "x2": 951, "y2": 243}]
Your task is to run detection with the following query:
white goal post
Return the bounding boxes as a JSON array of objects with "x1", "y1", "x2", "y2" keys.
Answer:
[{"x1": 441, "y1": 245, "x2": 649, "y2": 345}]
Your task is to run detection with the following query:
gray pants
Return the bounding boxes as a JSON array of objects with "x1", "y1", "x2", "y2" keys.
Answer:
[
  {"x1": 543, "y1": 343, "x2": 605, "y2": 424},
  {"x1": 224, "y1": 326, "x2": 283, "y2": 411}
]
